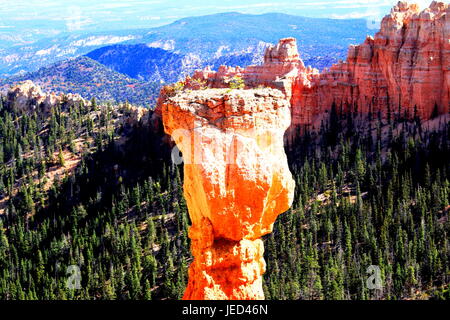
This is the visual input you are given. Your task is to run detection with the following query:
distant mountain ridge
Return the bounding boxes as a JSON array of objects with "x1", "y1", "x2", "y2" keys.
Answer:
[
  {"x1": 85, "y1": 42, "x2": 268, "y2": 84},
  {"x1": 0, "y1": 11, "x2": 376, "y2": 107},
  {"x1": 0, "y1": 12, "x2": 374, "y2": 77}
]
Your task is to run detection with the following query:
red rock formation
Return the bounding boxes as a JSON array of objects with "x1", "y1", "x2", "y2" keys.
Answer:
[
  {"x1": 188, "y1": 1, "x2": 449, "y2": 129},
  {"x1": 308, "y1": 0, "x2": 450, "y2": 121},
  {"x1": 160, "y1": 88, "x2": 295, "y2": 299}
]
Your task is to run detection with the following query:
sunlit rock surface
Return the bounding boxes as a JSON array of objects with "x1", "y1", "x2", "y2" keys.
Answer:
[{"x1": 160, "y1": 88, "x2": 295, "y2": 299}]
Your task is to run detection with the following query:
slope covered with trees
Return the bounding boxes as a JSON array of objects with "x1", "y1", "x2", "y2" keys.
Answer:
[
  {"x1": 0, "y1": 94, "x2": 448, "y2": 300},
  {"x1": 0, "y1": 57, "x2": 160, "y2": 108},
  {"x1": 266, "y1": 111, "x2": 450, "y2": 300}
]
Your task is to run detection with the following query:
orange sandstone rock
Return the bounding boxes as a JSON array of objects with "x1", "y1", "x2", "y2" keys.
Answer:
[
  {"x1": 189, "y1": 1, "x2": 449, "y2": 129},
  {"x1": 160, "y1": 88, "x2": 295, "y2": 300},
  {"x1": 306, "y1": 0, "x2": 450, "y2": 122}
]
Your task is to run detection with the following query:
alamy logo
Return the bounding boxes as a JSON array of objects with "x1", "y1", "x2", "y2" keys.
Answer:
[
  {"x1": 366, "y1": 265, "x2": 382, "y2": 290},
  {"x1": 66, "y1": 265, "x2": 82, "y2": 290},
  {"x1": 66, "y1": 6, "x2": 83, "y2": 32}
]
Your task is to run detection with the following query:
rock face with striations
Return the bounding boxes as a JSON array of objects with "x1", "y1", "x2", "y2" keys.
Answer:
[
  {"x1": 307, "y1": 0, "x2": 450, "y2": 122},
  {"x1": 160, "y1": 88, "x2": 295, "y2": 299},
  {"x1": 189, "y1": 1, "x2": 449, "y2": 129}
]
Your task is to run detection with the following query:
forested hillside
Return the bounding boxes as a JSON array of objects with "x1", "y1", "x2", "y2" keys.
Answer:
[
  {"x1": 0, "y1": 95, "x2": 448, "y2": 300},
  {"x1": 267, "y1": 111, "x2": 450, "y2": 300},
  {"x1": 0, "y1": 57, "x2": 161, "y2": 108}
]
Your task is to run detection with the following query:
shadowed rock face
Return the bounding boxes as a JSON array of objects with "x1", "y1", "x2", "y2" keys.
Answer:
[
  {"x1": 189, "y1": 1, "x2": 449, "y2": 129},
  {"x1": 160, "y1": 88, "x2": 295, "y2": 299}
]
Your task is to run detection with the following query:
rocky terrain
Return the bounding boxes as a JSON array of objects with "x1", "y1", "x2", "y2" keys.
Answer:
[
  {"x1": 151, "y1": 1, "x2": 450, "y2": 300},
  {"x1": 187, "y1": 1, "x2": 449, "y2": 132},
  {"x1": 6, "y1": 80, "x2": 87, "y2": 114},
  {"x1": 0, "y1": 1, "x2": 448, "y2": 303},
  {"x1": 4, "y1": 79, "x2": 151, "y2": 123}
]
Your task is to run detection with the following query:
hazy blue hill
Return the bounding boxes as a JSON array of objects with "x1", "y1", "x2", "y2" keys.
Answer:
[
  {"x1": 0, "y1": 12, "x2": 374, "y2": 77},
  {"x1": 86, "y1": 45, "x2": 189, "y2": 83},
  {"x1": 0, "y1": 56, "x2": 160, "y2": 107},
  {"x1": 139, "y1": 12, "x2": 373, "y2": 67},
  {"x1": 145, "y1": 12, "x2": 369, "y2": 49},
  {"x1": 86, "y1": 42, "x2": 262, "y2": 83}
]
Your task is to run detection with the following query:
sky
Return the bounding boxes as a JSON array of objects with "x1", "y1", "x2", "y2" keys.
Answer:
[{"x1": 0, "y1": 0, "x2": 435, "y2": 42}]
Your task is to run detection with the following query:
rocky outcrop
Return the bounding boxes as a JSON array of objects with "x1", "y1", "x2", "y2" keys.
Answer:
[
  {"x1": 160, "y1": 88, "x2": 295, "y2": 299},
  {"x1": 153, "y1": 1, "x2": 448, "y2": 300},
  {"x1": 6, "y1": 80, "x2": 87, "y2": 113},
  {"x1": 6, "y1": 80, "x2": 46, "y2": 112},
  {"x1": 122, "y1": 103, "x2": 151, "y2": 127},
  {"x1": 189, "y1": 1, "x2": 449, "y2": 129}
]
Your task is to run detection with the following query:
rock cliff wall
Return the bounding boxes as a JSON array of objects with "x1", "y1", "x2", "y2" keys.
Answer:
[{"x1": 188, "y1": 1, "x2": 449, "y2": 130}]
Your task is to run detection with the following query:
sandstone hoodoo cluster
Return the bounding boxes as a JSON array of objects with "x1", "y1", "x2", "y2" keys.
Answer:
[
  {"x1": 160, "y1": 89, "x2": 295, "y2": 299},
  {"x1": 187, "y1": 1, "x2": 449, "y2": 130},
  {"x1": 5, "y1": 80, "x2": 152, "y2": 128},
  {"x1": 6, "y1": 80, "x2": 87, "y2": 114}
]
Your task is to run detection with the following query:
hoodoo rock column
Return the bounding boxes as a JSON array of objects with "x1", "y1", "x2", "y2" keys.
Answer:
[{"x1": 160, "y1": 88, "x2": 295, "y2": 300}]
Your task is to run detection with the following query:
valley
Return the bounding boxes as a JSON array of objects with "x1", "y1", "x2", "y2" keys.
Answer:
[{"x1": 0, "y1": 1, "x2": 448, "y2": 302}]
